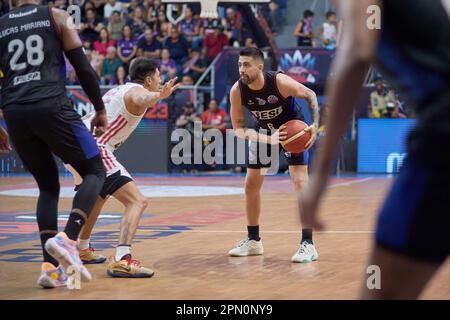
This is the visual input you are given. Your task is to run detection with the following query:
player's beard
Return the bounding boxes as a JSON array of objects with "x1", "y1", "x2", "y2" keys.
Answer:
[{"x1": 240, "y1": 74, "x2": 254, "y2": 85}]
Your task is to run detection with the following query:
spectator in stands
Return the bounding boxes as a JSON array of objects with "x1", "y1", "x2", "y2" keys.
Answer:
[
  {"x1": 128, "y1": 5, "x2": 148, "y2": 38},
  {"x1": 166, "y1": 3, "x2": 185, "y2": 26},
  {"x1": 84, "y1": 48, "x2": 103, "y2": 77},
  {"x1": 369, "y1": 77, "x2": 402, "y2": 118},
  {"x1": 112, "y1": 65, "x2": 127, "y2": 85},
  {"x1": 93, "y1": 27, "x2": 116, "y2": 57},
  {"x1": 80, "y1": 8, "x2": 105, "y2": 43},
  {"x1": 173, "y1": 74, "x2": 194, "y2": 112},
  {"x1": 164, "y1": 25, "x2": 190, "y2": 75},
  {"x1": 204, "y1": 25, "x2": 229, "y2": 63},
  {"x1": 117, "y1": 24, "x2": 137, "y2": 66},
  {"x1": 159, "y1": 48, "x2": 177, "y2": 82},
  {"x1": 222, "y1": 7, "x2": 242, "y2": 46},
  {"x1": 201, "y1": 18, "x2": 222, "y2": 37},
  {"x1": 174, "y1": 102, "x2": 201, "y2": 173},
  {"x1": 137, "y1": 28, "x2": 162, "y2": 59},
  {"x1": 101, "y1": 46, "x2": 122, "y2": 85},
  {"x1": 201, "y1": 99, "x2": 229, "y2": 134},
  {"x1": 182, "y1": 48, "x2": 207, "y2": 82},
  {"x1": 318, "y1": 11, "x2": 337, "y2": 50},
  {"x1": 82, "y1": 39, "x2": 93, "y2": 50},
  {"x1": 126, "y1": 0, "x2": 139, "y2": 15},
  {"x1": 104, "y1": 0, "x2": 122, "y2": 18},
  {"x1": 156, "y1": 10, "x2": 171, "y2": 42},
  {"x1": 294, "y1": 9, "x2": 314, "y2": 47},
  {"x1": 178, "y1": 6, "x2": 202, "y2": 50},
  {"x1": 92, "y1": 0, "x2": 107, "y2": 18},
  {"x1": 268, "y1": 1, "x2": 283, "y2": 34},
  {"x1": 181, "y1": 74, "x2": 194, "y2": 86},
  {"x1": 176, "y1": 102, "x2": 201, "y2": 134},
  {"x1": 245, "y1": 37, "x2": 257, "y2": 48},
  {"x1": 81, "y1": 1, "x2": 95, "y2": 18},
  {"x1": 107, "y1": 10, "x2": 126, "y2": 40},
  {"x1": 147, "y1": 0, "x2": 165, "y2": 29}
]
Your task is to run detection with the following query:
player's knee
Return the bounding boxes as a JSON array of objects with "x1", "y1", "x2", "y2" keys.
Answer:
[
  {"x1": 36, "y1": 176, "x2": 60, "y2": 195},
  {"x1": 72, "y1": 155, "x2": 106, "y2": 182},
  {"x1": 137, "y1": 196, "x2": 149, "y2": 211},
  {"x1": 245, "y1": 180, "x2": 262, "y2": 196},
  {"x1": 291, "y1": 176, "x2": 308, "y2": 190}
]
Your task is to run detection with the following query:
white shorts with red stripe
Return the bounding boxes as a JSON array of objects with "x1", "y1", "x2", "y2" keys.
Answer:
[{"x1": 98, "y1": 144, "x2": 132, "y2": 179}]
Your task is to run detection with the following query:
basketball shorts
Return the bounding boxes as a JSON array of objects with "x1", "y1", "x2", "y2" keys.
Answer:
[
  {"x1": 4, "y1": 104, "x2": 100, "y2": 166},
  {"x1": 375, "y1": 157, "x2": 450, "y2": 263},
  {"x1": 247, "y1": 140, "x2": 309, "y2": 169},
  {"x1": 97, "y1": 144, "x2": 133, "y2": 199}
]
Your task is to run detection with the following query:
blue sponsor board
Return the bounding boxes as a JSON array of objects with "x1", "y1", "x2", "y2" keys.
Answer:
[{"x1": 357, "y1": 119, "x2": 415, "y2": 173}]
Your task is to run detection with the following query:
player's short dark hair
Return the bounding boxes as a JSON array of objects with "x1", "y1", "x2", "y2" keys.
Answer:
[
  {"x1": 304, "y1": 10, "x2": 314, "y2": 18},
  {"x1": 129, "y1": 57, "x2": 158, "y2": 83},
  {"x1": 326, "y1": 11, "x2": 336, "y2": 19},
  {"x1": 239, "y1": 47, "x2": 264, "y2": 63}
]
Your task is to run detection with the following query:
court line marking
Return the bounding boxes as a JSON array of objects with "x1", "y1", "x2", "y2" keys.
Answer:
[
  {"x1": 92, "y1": 229, "x2": 374, "y2": 234},
  {"x1": 328, "y1": 177, "x2": 373, "y2": 188}
]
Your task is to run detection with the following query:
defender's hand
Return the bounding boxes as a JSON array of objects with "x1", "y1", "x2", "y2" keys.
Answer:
[{"x1": 159, "y1": 77, "x2": 181, "y2": 100}]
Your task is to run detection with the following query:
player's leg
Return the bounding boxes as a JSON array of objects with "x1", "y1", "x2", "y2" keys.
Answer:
[
  {"x1": 286, "y1": 152, "x2": 319, "y2": 263},
  {"x1": 359, "y1": 245, "x2": 442, "y2": 299},
  {"x1": 359, "y1": 157, "x2": 449, "y2": 299},
  {"x1": 77, "y1": 196, "x2": 108, "y2": 264},
  {"x1": 64, "y1": 163, "x2": 107, "y2": 264},
  {"x1": 228, "y1": 167, "x2": 266, "y2": 257},
  {"x1": 35, "y1": 105, "x2": 105, "y2": 282},
  {"x1": 3, "y1": 110, "x2": 66, "y2": 288},
  {"x1": 106, "y1": 179, "x2": 154, "y2": 278}
]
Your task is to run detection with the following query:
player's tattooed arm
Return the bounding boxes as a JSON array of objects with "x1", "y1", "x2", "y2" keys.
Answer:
[
  {"x1": 277, "y1": 73, "x2": 319, "y2": 128},
  {"x1": 302, "y1": 89, "x2": 320, "y2": 128}
]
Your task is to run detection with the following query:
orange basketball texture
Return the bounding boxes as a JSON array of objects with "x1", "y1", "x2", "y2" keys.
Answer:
[{"x1": 282, "y1": 120, "x2": 311, "y2": 153}]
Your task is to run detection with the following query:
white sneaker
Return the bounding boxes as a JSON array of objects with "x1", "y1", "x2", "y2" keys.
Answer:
[
  {"x1": 45, "y1": 232, "x2": 92, "y2": 282},
  {"x1": 37, "y1": 262, "x2": 68, "y2": 288},
  {"x1": 228, "y1": 238, "x2": 264, "y2": 257},
  {"x1": 291, "y1": 242, "x2": 319, "y2": 263}
]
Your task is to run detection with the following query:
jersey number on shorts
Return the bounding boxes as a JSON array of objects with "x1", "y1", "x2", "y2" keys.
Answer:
[{"x1": 8, "y1": 35, "x2": 45, "y2": 71}]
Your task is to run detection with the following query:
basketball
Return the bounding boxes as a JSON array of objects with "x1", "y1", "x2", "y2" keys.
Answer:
[{"x1": 282, "y1": 120, "x2": 311, "y2": 153}]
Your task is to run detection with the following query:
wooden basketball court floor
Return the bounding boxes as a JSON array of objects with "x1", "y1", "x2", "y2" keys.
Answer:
[{"x1": 0, "y1": 174, "x2": 448, "y2": 300}]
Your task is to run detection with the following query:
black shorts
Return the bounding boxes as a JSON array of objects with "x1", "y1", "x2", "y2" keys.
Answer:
[
  {"x1": 99, "y1": 170, "x2": 133, "y2": 199},
  {"x1": 247, "y1": 140, "x2": 309, "y2": 169},
  {"x1": 4, "y1": 104, "x2": 100, "y2": 166}
]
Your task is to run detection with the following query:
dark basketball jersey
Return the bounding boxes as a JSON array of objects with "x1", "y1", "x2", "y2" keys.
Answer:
[
  {"x1": 0, "y1": 5, "x2": 67, "y2": 109},
  {"x1": 239, "y1": 71, "x2": 304, "y2": 130}
]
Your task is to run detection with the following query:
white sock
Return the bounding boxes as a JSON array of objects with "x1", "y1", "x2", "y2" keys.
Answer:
[
  {"x1": 78, "y1": 238, "x2": 90, "y2": 250},
  {"x1": 116, "y1": 245, "x2": 131, "y2": 261}
]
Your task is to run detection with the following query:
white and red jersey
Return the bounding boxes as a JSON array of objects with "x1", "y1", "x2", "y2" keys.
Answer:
[{"x1": 83, "y1": 82, "x2": 146, "y2": 176}]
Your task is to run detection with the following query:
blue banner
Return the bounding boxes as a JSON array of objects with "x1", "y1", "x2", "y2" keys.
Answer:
[{"x1": 357, "y1": 119, "x2": 416, "y2": 173}]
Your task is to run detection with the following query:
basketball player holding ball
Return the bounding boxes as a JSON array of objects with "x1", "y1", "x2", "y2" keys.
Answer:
[{"x1": 228, "y1": 47, "x2": 320, "y2": 262}]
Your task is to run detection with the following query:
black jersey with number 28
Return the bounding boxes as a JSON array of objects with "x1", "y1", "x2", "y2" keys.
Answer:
[{"x1": 0, "y1": 5, "x2": 67, "y2": 109}]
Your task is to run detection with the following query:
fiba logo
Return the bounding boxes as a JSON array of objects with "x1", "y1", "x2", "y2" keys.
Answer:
[{"x1": 386, "y1": 152, "x2": 407, "y2": 173}]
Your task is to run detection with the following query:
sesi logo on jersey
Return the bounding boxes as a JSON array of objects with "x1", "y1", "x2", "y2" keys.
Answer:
[{"x1": 250, "y1": 106, "x2": 283, "y2": 120}]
